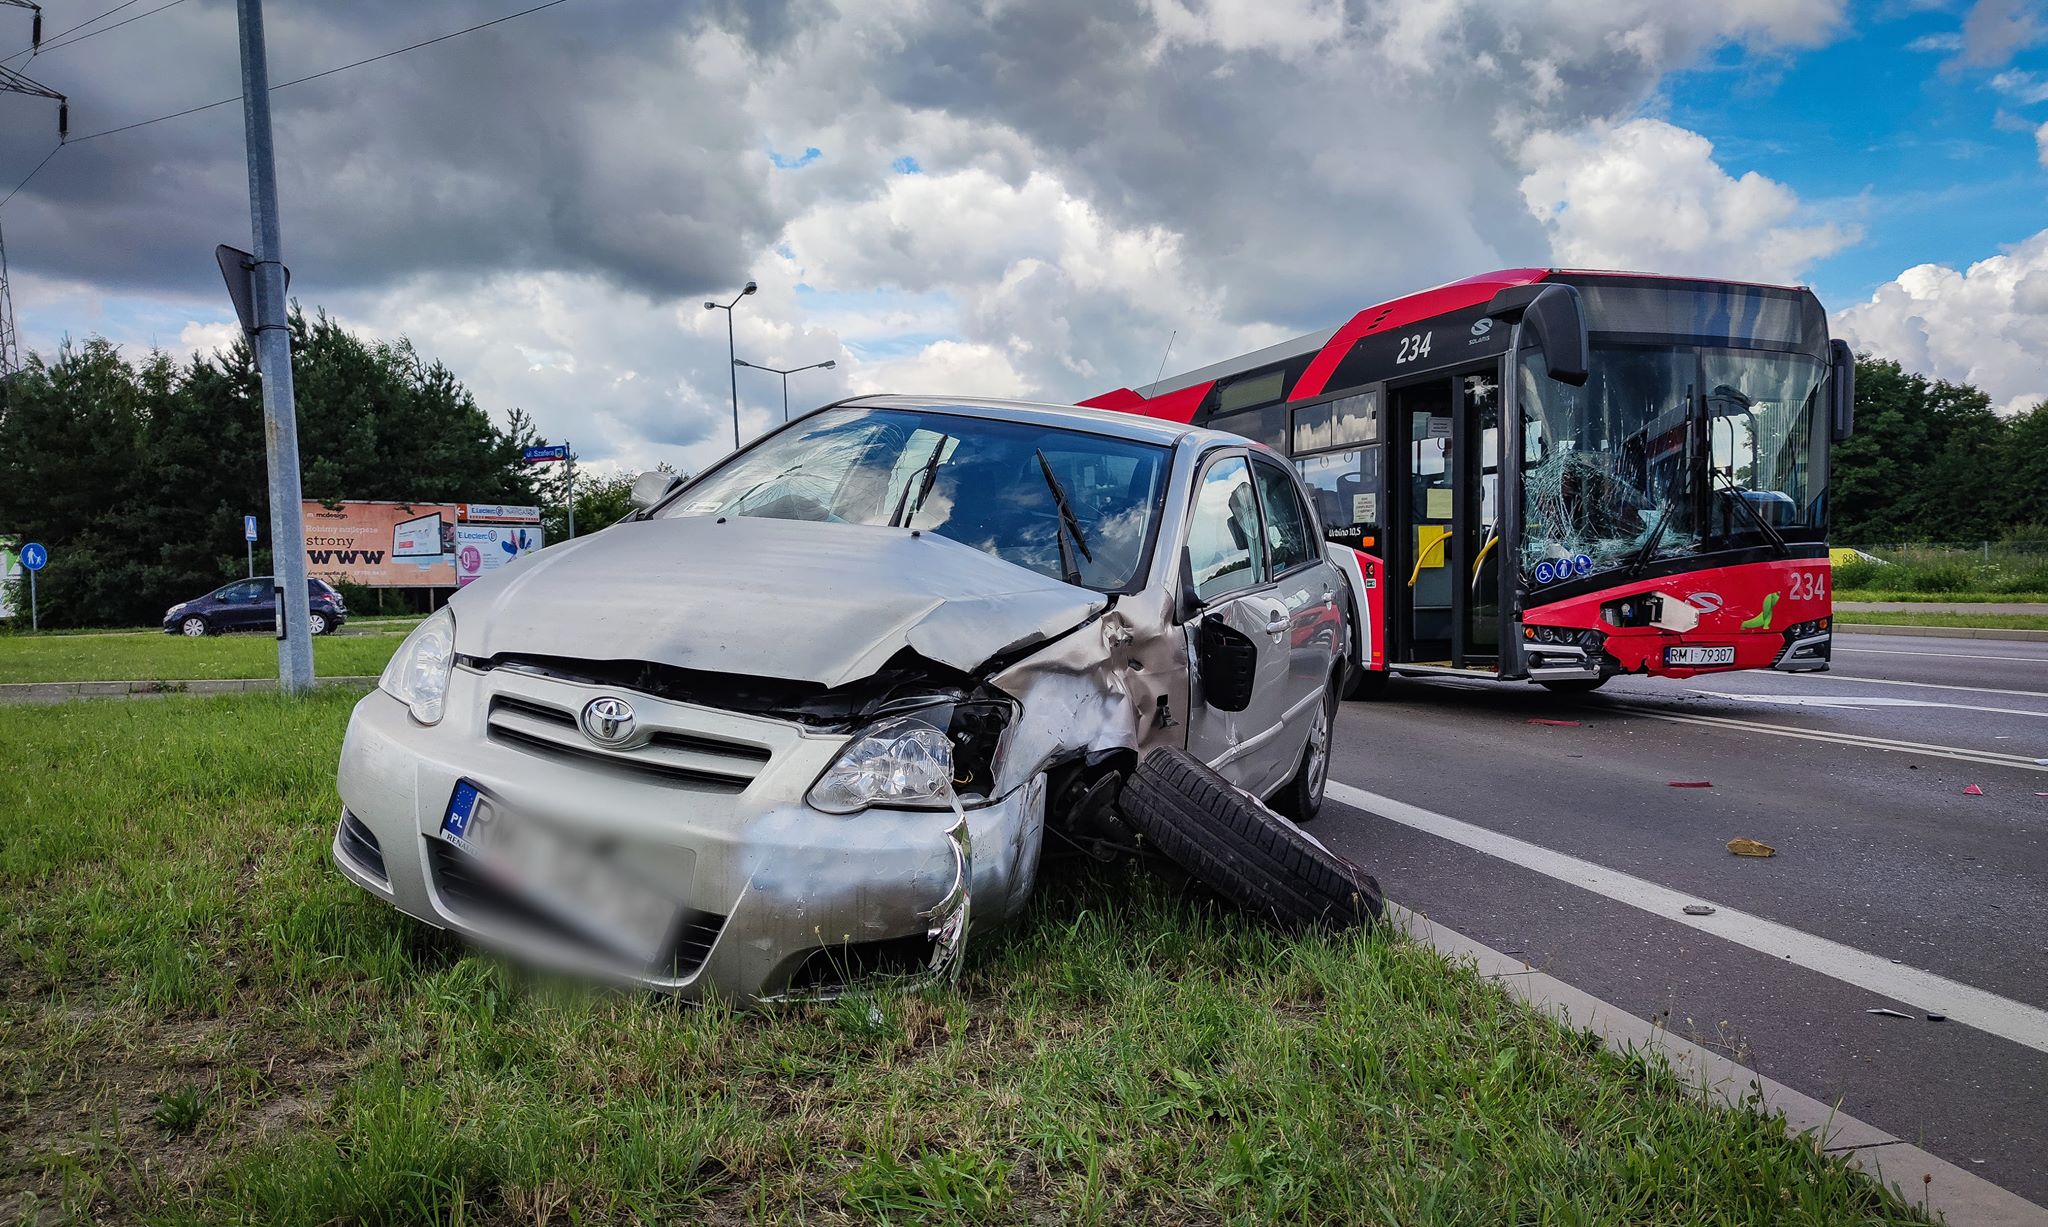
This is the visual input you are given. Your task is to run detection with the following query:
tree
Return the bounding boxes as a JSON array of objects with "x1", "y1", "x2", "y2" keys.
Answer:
[{"x1": 1831, "y1": 357, "x2": 2013, "y2": 546}]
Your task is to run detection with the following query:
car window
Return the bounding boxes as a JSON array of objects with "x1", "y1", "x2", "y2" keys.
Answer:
[
  {"x1": 1185, "y1": 455, "x2": 1266, "y2": 604},
  {"x1": 665, "y1": 407, "x2": 1169, "y2": 592},
  {"x1": 216, "y1": 581, "x2": 261, "y2": 603},
  {"x1": 1252, "y1": 459, "x2": 1317, "y2": 575}
]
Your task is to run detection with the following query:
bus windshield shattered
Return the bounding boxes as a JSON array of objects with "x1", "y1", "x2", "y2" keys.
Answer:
[{"x1": 1517, "y1": 343, "x2": 1829, "y2": 583}]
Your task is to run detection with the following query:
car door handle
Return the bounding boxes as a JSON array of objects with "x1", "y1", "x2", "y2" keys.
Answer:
[{"x1": 1265, "y1": 610, "x2": 1289, "y2": 634}]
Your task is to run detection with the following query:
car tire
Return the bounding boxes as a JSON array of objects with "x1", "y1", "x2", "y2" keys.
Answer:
[
  {"x1": 178, "y1": 616, "x2": 210, "y2": 637},
  {"x1": 1119, "y1": 746, "x2": 1382, "y2": 929},
  {"x1": 1272, "y1": 679, "x2": 1338, "y2": 822},
  {"x1": 1538, "y1": 676, "x2": 1608, "y2": 694},
  {"x1": 308, "y1": 612, "x2": 330, "y2": 636}
]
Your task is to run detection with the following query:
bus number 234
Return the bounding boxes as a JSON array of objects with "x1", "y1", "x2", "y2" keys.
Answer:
[
  {"x1": 1394, "y1": 331, "x2": 1433, "y2": 364},
  {"x1": 1787, "y1": 570, "x2": 1827, "y2": 601}
]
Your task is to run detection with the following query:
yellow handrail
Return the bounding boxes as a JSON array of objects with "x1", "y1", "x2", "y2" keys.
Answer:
[
  {"x1": 1408, "y1": 527, "x2": 1450, "y2": 587},
  {"x1": 1471, "y1": 534, "x2": 1498, "y2": 581}
]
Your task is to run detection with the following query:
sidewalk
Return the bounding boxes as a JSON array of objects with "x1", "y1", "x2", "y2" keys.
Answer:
[{"x1": 0, "y1": 675, "x2": 377, "y2": 704}]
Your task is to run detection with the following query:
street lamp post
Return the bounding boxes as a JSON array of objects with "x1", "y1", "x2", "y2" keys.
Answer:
[
  {"x1": 704, "y1": 281, "x2": 757, "y2": 450},
  {"x1": 733, "y1": 357, "x2": 838, "y2": 423}
]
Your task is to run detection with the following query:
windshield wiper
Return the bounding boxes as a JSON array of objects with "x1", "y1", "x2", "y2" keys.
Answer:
[
  {"x1": 1712, "y1": 470, "x2": 1791, "y2": 557},
  {"x1": 1035, "y1": 448, "x2": 1092, "y2": 584},
  {"x1": 890, "y1": 439, "x2": 948, "y2": 528}
]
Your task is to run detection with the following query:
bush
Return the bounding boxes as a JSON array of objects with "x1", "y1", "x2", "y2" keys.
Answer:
[
  {"x1": 1993, "y1": 564, "x2": 2048, "y2": 595},
  {"x1": 1905, "y1": 562, "x2": 1976, "y2": 594},
  {"x1": 1832, "y1": 560, "x2": 1888, "y2": 591}
]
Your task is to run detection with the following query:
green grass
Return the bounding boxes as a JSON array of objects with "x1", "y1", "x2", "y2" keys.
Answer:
[
  {"x1": 1836, "y1": 589, "x2": 2048, "y2": 604},
  {"x1": 0, "y1": 631, "x2": 402, "y2": 684},
  {"x1": 1835, "y1": 610, "x2": 2048, "y2": 631},
  {"x1": 0, "y1": 693, "x2": 1927, "y2": 1225}
]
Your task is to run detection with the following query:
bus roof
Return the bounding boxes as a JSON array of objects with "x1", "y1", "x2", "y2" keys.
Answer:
[{"x1": 1081, "y1": 268, "x2": 1819, "y2": 422}]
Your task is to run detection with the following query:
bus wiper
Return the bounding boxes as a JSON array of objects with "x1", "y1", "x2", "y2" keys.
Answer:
[
  {"x1": 1035, "y1": 448, "x2": 1092, "y2": 583},
  {"x1": 1712, "y1": 470, "x2": 1791, "y2": 557},
  {"x1": 890, "y1": 439, "x2": 948, "y2": 528},
  {"x1": 1625, "y1": 502, "x2": 1673, "y2": 578}
]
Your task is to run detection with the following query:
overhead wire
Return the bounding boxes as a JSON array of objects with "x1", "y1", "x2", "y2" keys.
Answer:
[
  {"x1": 0, "y1": 141, "x2": 60, "y2": 208},
  {"x1": 28, "y1": 0, "x2": 188, "y2": 57},
  {"x1": 5, "y1": 0, "x2": 149, "y2": 60}
]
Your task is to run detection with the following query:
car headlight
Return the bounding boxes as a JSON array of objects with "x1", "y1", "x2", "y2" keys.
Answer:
[
  {"x1": 806, "y1": 696, "x2": 1016, "y2": 815},
  {"x1": 165, "y1": 604, "x2": 184, "y2": 618},
  {"x1": 379, "y1": 607, "x2": 457, "y2": 724}
]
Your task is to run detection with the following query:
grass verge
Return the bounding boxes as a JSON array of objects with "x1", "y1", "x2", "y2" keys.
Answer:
[
  {"x1": 1836, "y1": 589, "x2": 2048, "y2": 604},
  {"x1": 0, "y1": 693, "x2": 1926, "y2": 1225},
  {"x1": 1834, "y1": 610, "x2": 2048, "y2": 631},
  {"x1": 0, "y1": 631, "x2": 400, "y2": 684}
]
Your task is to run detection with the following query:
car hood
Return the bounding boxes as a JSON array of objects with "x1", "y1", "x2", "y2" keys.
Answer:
[{"x1": 451, "y1": 514, "x2": 1111, "y2": 687}]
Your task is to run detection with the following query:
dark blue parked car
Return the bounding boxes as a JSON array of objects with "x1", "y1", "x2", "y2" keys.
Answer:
[{"x1": 163, "y1": 576, "x2": 347, "y2": 636}]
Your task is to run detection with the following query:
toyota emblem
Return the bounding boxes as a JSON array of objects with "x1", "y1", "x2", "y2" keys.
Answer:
[{"x1": 579, "y1": 696, "x2": 637, "y2": 746}]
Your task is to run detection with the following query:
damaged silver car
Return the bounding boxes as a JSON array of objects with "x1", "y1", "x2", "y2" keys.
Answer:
[{"x1": 332, "y1": 396, "x2": 1352, "y2": 1001}]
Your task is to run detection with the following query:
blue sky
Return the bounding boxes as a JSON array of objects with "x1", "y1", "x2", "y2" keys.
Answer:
[{"x1": 1664, "y1": 2, "x2": 2047, "y2": 309}]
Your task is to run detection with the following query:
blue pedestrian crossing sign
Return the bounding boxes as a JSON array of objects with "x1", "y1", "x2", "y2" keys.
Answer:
[
  {"x1": 19, "y1": 542, "x2": 47, "y2": 571},
  {"x1": 244, "y1": 515, "x2": 259, "y2": 542}
]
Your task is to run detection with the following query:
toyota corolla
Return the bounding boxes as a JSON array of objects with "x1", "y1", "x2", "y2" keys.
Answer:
[{"x1": 333, "y1": 396, "x2": 1350, "y2": 1001}]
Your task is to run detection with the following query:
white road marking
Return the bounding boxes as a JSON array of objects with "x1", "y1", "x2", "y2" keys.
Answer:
[
  {"x1": 1776, "y1": 673, "x2": 2048, "y2": 701},
  {"x1": 1837, "y1": 646, "x2": 2048, "y2": 664},
  {"x1": 1326, "y1": 780, "x2": 2048, "y2": 1056},
  {"x1": 1687, "y1": 691, "x2": 2048, "y2": 720},
  {"x1": 1605, "y1": 703, "x2": 2048, "y2": 773}
]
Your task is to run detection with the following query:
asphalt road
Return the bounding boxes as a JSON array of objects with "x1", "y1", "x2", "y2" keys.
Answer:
[{"x1": 1317, "y1": 632, "x2": 2048, "y2": 1208}]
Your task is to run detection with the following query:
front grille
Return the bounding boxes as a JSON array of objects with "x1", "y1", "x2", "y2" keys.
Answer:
[
  {"x1": 337, "y1": 809, "x2": 387, "y2": 883},
  {"x1": 784, "y1": 935, "x2": 936, "y2": 994},
  {"x1": 485, "y1": 694, "x2": 771, "y2": 793},
  {"x1": 426, "y1": 838, "x2": 723, "y2": 978}
]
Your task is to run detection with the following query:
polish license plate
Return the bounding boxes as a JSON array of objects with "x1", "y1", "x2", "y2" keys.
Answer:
[
  {"x1": 440, "y1": 781, "x2": 682, "y2": 965},
  {"x1": 1666, "y1": 645, "x2": 1735, "y2": 666}
]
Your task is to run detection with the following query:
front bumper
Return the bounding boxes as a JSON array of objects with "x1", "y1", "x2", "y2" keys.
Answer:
[{"x1": 332, "y1": 666, "x2": 1045, "y2": 1001}]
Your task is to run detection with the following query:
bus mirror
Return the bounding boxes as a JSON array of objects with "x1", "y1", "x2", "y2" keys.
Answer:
[
  {"x1": 1828, "y1": 339, "x2": 1855, "y2": 442},
  {"x1": 1486, "y1": 283, "x2": 1589, "y2": 387}
]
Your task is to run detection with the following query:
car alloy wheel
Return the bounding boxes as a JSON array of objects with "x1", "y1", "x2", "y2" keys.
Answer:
[
  {"x1": 180, "y1": 616, "x2": 208, "y2": 637},
  {"x1": 309, "y1": 612, "x2": 330, "y2": 636}
]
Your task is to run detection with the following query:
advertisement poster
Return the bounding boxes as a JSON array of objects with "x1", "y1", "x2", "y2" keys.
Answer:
[
  {"x1": 302, "y1": 501, "x2": 461, "y2": 587},
  {"x1": 455, "y1": 523, "x2": 544, "y2": 587},
  {"x1": 0, "y1": 538, "x2": 17, "y2": 619}
]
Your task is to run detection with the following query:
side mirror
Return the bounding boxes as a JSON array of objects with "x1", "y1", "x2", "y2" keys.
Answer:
[
  {"x1": 1487, "y1": 282, "x2": 1589, "y2": 386},
  {"x1": 1828, "y1": 339, "x2": 1855, "y2": 442},
  {"x1": 630, "y1": 470, "x2": 679, "y2": 510},
  {"x1": 1195, "y1": 619, "x2": 1258, "y2": 712}
]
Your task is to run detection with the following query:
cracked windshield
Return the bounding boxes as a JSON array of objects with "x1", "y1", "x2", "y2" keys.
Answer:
[
  {"x1": 1517, "y1": 346, "x2": 1827, "y2": 582},
  {"x1": 660, "y1": 406, "x2": 1168, "y2": 591}
]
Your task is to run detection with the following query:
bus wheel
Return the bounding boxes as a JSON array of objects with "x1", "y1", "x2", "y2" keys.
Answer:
[
  {"x1": 1342, "y1": 666, "x2": 1390, "y2": 701},
  {"x1": 1539, "y1": 677, "x2": 1609, "y2": 694},
  {"x1": 1119, "y1": 747, "x2": 1382, "y2": 929}
]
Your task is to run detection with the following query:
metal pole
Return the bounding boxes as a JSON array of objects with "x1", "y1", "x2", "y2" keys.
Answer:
[
  {"x1": 236, "y1": 0, "x2": 313, "y2": 694},
  {"x1": 781, "y1": 371, "x2": 789, "y2": 423},
  {"x1": 247, "y1": 538, "x2": 254, "y2": 578},
  {"x1": 565, "y1": 440, "x2": 576, "y2": 540},
  {"x1": 725, "y1": 311, "x2": 740, "y2": 449},
  {"x1": 27, "y1": 567, "x2": 35, "y2": 632}
]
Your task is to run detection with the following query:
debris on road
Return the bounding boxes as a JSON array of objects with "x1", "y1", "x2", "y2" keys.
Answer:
[
  {"x1": 1927, "y1": 1013, "x2": 1947, "y2": 1022},
  {"x1": 1527, "y1": 718, "x2": 1581, "y2": 727},
  {"x1": 1962, "y1": 784, "x2": 1983, "y2": 796},
  {"x1": 1668, "y1": 780, "x2": 1713, "y2": 788},
  {"x1": 1682, "y1": 904, "x2": 1716, "y2": 916},
  {"x1": 1866, "y1": 1008, "x2": 1914, "y2": 1020},
  {"x1": 1726, "y1": 837, "x2": 1776, "y2": 857}
]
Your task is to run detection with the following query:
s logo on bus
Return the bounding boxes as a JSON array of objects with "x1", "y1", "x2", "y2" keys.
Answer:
[
  {"x1": 1470, "y1": 318, "x2": 1494, "y2": 338},
  {"x1": 1687, "y1": 592, "x2": 1725, "y2": 613}
]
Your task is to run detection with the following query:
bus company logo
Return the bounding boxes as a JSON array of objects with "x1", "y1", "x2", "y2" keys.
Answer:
[
  {"x1": 1469, "y1": 318, "x2": 1494, "y2": 339},
  {"x1": 1686, "y1": 592, "x2": 1726, "y2": 613}
]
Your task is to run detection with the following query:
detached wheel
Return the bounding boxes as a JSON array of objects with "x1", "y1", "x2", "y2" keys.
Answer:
[
  {"x1": 1539, "y1": 676, "x2": 1608, "y2": 694},
  {"x1": 1119, "y1": 747, "x2": 1382, "y2": 929},
  {"x1": 308, "y1": 612, "x2": 331, "y2": 636},
  {"x1": 178, "y1": 616, "x2": 210, "y2": 637}
]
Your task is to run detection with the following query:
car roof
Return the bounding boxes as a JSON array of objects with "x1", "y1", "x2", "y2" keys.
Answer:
[{"x1": 839, "y1": 394, "x2": 1198, "y2": 449}]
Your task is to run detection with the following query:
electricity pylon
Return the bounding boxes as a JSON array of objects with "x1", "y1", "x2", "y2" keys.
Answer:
[{"x1": 0, "y1": 1, "x2": 66, "y2": 377}]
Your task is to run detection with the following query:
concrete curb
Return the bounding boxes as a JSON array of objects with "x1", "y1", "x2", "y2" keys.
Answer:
[
  {"x1": 1838, "y1": 623, "x2": 2048, "y2": 642},
  {"x1": 1395, "y1": 904, "x2": 2048, "y2": 1226},
  {"x1": 0, "y1": 675, "x2": 378, "y2": 704}
]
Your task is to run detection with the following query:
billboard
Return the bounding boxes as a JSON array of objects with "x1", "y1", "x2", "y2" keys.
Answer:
[
  {"x1": 302, "y1": 501, "x2": 461, "y2": 587},
  {"x1": 0, "y1": 538, "x2": 17, "y2": 619},
  {"x1": 455, "y1": 523, "x2": 545, "y2": 587}
]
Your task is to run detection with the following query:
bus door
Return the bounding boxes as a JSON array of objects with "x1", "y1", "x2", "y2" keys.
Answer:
[{"x1": 1390, "y1": 365, "x2": 1504, "y2": 669}]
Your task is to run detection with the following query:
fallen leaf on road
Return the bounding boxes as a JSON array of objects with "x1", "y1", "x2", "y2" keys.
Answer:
[
  {"x1": 1726, "y1": 837, "x2": 1776, "y2": 857},
  {"x1": 1962, "y1": 784, "x2": 1983, "y2": 796},
  {"x1": 1866, "y1": 1008, "x2": 1914, "y2": 1020},
  {"x1": 1669, "y1": 780, "x2": 1713, "y2": 788},
  {"x1": 1527, "y1": 718, "x2": 1581, "y2": 727}
]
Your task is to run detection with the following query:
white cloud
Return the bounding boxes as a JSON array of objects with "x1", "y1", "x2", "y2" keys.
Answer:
[
  {"x1": 1517, "y1": 117, "x2": 1859, "y2": 284},
  {"x1": 2038, "y1": 119, "x2": 2048, "y2": 165},
  {"x1": 1835, "y1": 229, "x2": 2048, "y2": 415}
]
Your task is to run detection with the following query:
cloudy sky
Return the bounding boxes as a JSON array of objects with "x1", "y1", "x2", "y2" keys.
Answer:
[{"x1": 2, "y1": 0, "x2": 2046, "y2": 475}]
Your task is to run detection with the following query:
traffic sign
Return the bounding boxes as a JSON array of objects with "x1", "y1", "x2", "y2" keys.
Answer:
[
  {"x1": 523, "y1": 444, "x2": 569, "y2": 464},
  {"x1": 244, "y1": 515, "x2": 259, "y2": 542},
  {"x1": 19, "y1": 542, "x2": 46, "y2": 571}
]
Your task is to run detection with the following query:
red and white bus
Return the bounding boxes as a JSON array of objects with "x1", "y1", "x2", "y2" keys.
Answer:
[{"x1": 1083, "y1": 269, "x2": 1855, "y2": 696}]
